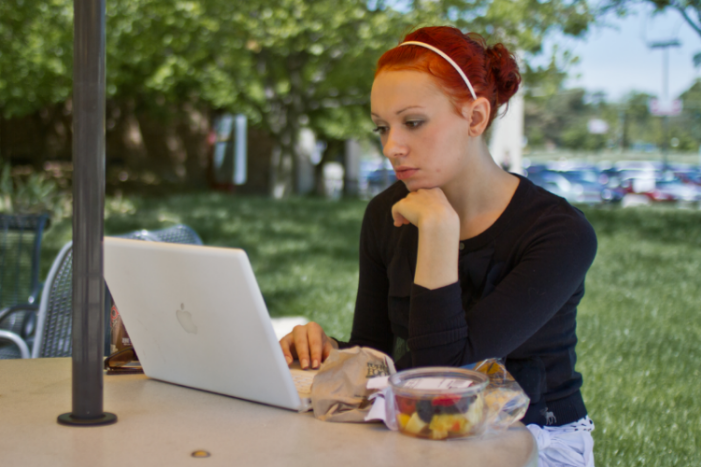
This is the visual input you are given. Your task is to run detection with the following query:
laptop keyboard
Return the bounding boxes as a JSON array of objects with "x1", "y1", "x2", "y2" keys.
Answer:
[{"x1": 291, "y1": 371, "x2": 315, "y2": 394}]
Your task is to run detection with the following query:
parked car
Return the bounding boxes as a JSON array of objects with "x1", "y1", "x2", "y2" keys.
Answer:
[
  {"x1": 617, "y1": 170, "x2": 657, "y2": 195},
  {"x1": 653, "y1": 179, "x2": 701, "y2": 202},
  {"x1": 613, "y1": 160, "x2": 662, "y2": 172},
  {"x1": 619, "y1": 174, "x2": 701, "y2": 202},
  {"x1": 525, "y1": 163, "x2": 549, "y2": 176},
  {"x1": 528, "y1": 171, "x2": 602, "y2": 204},
  {"x1": 674, "y1": 170, "x2": 701, "y2": 187},
  {"x1": 366, "y1": 167, "x2": 397, "y2": 196},
  {"x1": 559, "y1": 169, "x2": 625, "y2": 203}
]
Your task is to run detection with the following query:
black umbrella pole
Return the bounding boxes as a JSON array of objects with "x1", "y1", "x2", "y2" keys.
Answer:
[{"x1": 58, "y1": 0, "x2": 116, "y2": 426}]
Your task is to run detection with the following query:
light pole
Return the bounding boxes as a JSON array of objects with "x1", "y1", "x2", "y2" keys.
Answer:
[{"x1": 649, "y1": 39, "x2": 681, "y2": 171}]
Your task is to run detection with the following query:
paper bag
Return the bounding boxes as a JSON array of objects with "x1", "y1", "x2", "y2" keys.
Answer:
[{"x1": 311, "y1": 346, "x2": 396, "y2": 422}]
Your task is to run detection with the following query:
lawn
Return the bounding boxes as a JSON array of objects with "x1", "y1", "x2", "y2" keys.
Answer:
[{"x1": 40, "y1": 194, "x2": 701, "y2": 466}]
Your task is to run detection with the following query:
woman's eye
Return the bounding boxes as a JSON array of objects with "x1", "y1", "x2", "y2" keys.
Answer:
[
  {"x1": 372, "y1": 126, "x2": 388, "y2": 135},
  {"x1": 405, "y1": 120, "x2": 424, "y2": 129}
]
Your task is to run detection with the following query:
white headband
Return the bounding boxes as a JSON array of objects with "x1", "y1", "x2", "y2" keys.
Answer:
[{"x1": 399, "y1": 41, "x2": 477, "y2": 100}]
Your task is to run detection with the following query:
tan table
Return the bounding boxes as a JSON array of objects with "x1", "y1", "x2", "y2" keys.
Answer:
[{"x1": 0, "y1": 358, "x2": 537, "y2": 467}]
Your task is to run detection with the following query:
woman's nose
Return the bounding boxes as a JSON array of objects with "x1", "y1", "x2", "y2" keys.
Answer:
[{"x1": 382, "y1": 129, "x2": 407, "y2": 160}]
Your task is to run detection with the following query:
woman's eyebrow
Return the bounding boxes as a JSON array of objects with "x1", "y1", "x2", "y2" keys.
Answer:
[
  {"x1": 371, "y1": 105, "x2": 424, "y2": 118},
  {"x1": 395, "y1": 105, "x2": 424, "y2": 115}
]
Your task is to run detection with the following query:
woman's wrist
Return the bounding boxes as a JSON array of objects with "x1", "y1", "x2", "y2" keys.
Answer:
[
  {"x1": 414, "y1": 211, "x2": 460, "y2": 289},
  {"x1": 417, "y1": 203, "x2": 459, "y2": 234}
]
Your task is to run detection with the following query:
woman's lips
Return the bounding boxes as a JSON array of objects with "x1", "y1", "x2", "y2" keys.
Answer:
[{"x1": 395, "y1": 168, "x2": 418, "y2": 180}]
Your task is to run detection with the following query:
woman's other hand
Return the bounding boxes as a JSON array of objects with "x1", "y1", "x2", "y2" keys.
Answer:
[
  {"x1": 392, "y1": 188, "x2": 460, "y2": 290},
  {"x1": 279, "y1": 322, "x2": 338, "y2": 369}
]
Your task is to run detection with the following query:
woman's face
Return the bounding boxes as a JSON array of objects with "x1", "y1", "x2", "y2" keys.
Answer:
[{"x1": 370, "y1": 69, "x2": 473, "y2": 192}]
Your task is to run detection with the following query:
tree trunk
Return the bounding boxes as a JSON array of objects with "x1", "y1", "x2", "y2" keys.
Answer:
[
  {"x1": 31, "y1": 111, "x2": 51, "y2": 170},
  {"x1": 314, "y1": 139, "x2": 342, "y2": 197},
  {"x1": 177, "y1": 103, "x2": 210, "y2": 188},
  {"x1": 134, "y1": 110, "x2": 181, "y2": 184},
  {"x1": 0, "y1": 110, "x2": 6, "y2": 163},
  {"x1": 266, "y1": 52, "x2": 308, "y2": 198},
  {"x1": 343, "y1": 139, "x2": 361, "y2": 198},
  {"x1": 269, "y1": 142, "x2": 294, "y2": 198},
  {"x1": 268, "y1": 112, "x2": 300, "y2": 198}
]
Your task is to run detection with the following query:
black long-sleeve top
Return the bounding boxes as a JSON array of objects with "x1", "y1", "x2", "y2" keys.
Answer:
[{"x1": 339, "y1": 175, "x2": 597, "y2": 427}]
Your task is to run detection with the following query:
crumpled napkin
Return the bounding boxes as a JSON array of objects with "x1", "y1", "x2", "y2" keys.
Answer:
[{"x1": 364, "y1": 376, "x2": 399, "y2": 430}]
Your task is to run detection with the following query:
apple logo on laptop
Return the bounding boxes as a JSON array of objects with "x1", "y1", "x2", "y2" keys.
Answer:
[{"x1": 176, "y1": 303, "x2": 198, "y2": 334}]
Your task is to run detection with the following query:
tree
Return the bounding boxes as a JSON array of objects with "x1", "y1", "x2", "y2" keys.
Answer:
[
  {"x1": 672, "y1": 78, "x2": 701, "y2": 149},
  {"x1": 196, "y1": 0, "x2": 403, "y2": 197},
  {"x1": 524, "y1": 88, "x2": 642, "y2": 151},
  {"x1": 104, "y1": 0, "x2": 224, "y2": 185},
  {"x1": 197, "y1": 0, "x2": 593, "y2": 196},
  {"x1": 1, "y1": 0, "x2": 594, "y2": 194},
  {"x1": 0, "y1": 0, "x2": 73, "y2": 163},
  {"x1": 0, "y1": 0, "x2": 73, "y2": 119}
]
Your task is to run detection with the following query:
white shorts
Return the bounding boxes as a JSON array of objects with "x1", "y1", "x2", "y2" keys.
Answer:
[{"x1": 526, "y1": 416, "x2": 595, "y2": 467}]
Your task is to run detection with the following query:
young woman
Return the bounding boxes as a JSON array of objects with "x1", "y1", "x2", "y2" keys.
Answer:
[{"x1": 280, "y1": 26, "x2": 597, "y2": 467}]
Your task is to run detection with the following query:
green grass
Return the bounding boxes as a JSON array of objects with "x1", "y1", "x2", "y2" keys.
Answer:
[
  {"x1": 576, "y1": 208, "x2": 701, "y2": 466},
  {"x1": 41, "y1": 194, "x2": 367, "y2": 339},
  {"x1": 40, "y1": 195, "x2": 701, "y2": 466}
]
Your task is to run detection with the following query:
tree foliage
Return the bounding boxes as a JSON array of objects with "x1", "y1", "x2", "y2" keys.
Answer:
[
  {"x1": 2, "y1": 0, "x2": 593, "y2": 194},
  {"x1": 0, "y1": 0, "x2": 72, "y2": 118},
  {"x1": 676, "y1": 78, "x2": 701, "y2": 148},
  {"x1": 524, "y1": 79, "x2": 701, "y2": 152}
]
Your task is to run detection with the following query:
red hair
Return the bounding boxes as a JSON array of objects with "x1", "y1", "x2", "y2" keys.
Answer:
[{"x1": 376, "y1": 26, "x2": 521, "y2": 128}]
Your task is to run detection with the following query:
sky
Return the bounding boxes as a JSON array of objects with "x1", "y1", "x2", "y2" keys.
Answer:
[{"x1": 538, "y1": 4, "x2": 701, "y2": 101}]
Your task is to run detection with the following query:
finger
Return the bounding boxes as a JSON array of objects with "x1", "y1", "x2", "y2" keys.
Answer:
[
  {"x1": 391, "y1": 204, "x2": 409, "y2": 227},
  {"x1": 279, "y1": 334, "x2": 294, "y2": 366},
  {"x1": 306, "y1": 322, "x2": 324, "y2": 369},
  {"x1": 321, "y1": 339, "x2": 335, "y2": 362},
  {"x1": 292, "y1": 325, "x2": 311, "y2": 369}
]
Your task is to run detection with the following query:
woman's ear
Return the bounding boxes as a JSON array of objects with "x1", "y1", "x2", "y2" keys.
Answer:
[{"x1": 461, "y1": 97, "x2": 491, "y2": 137}]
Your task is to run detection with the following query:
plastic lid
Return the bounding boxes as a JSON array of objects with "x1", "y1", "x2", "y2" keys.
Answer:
[{"x1": 389, "y1": 367, "x2": 488, "y2": 397}]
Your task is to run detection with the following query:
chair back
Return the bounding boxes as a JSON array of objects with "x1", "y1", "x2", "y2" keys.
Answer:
[
  {"x1": 32, "y1": 224, "x2": 203, "y2": 358},
  {"x1": 117, "y1": 229, "x2": 161, "y2": 242},
  {"x1": 0, "y1": 213, "x2": 49, "y2": 335},
  {"x1": 148, "y1": 225, "x2": 203, "y2": 245},
  {"x1": 32, "y1": 241, "x2": 73, "y2": 358}
]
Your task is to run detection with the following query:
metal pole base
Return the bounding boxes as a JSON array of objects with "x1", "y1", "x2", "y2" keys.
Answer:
[{"x1": 57, "y1": 412, "x2": 117, "y2": 427}]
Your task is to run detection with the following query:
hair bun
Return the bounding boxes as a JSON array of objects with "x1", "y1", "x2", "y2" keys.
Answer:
[{"x1": 485, "y1": 43, "x2": 521, "y2": 105}]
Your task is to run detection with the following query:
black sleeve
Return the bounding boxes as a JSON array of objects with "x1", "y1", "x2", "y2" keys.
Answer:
[
  {"x1": 407, "y1": 207, "x2": 598, "y2": 367},
  {"x1": 340, "y1": 198, "x2": 394, "y2": 356}
]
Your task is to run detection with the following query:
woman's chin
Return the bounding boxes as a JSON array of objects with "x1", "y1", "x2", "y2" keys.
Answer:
[{"x1": 402, "y1": 179, "x2": 438, "y2": 192}]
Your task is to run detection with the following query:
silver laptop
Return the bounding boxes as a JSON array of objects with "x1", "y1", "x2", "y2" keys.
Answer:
[{"x1": 103, "y1": 237, "x2": 315, "y2": 412}]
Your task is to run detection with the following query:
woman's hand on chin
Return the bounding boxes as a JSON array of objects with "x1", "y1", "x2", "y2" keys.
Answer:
[
  {"x1": 392, "y1": 188, "x2": 460, "y2": 290},
  {"x1": 392, "y1": 188, "x2": 458, "y2": 230}
]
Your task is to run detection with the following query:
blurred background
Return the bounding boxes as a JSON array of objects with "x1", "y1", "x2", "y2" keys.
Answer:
[
  {"x1": 2, "y1": 0, "x2": 700, "y2": 208},
  {"x1": 2, "y1": 0, "x2": 701, "y2": 465}
]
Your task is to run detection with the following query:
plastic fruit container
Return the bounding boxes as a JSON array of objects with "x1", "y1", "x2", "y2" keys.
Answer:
[{"x1": 389, "y1": 367, "x2": 489, "y2": 440}]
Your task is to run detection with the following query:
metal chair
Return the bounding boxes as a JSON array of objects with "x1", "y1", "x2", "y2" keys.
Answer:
[
  {"x1": 31, "y1": 241, "x2": 73, "y2": 358},
  {"x1": 0, "y1": 213, "x2": 50, "y2": 359},
  {"x1": 28, "y1": 224, "x2": 203, "y2": 359},
  {"x1": 147, "y1": 225, "x2": 203, "y2": 245}
]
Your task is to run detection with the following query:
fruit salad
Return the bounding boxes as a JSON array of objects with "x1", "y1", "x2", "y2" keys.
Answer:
[
  {"x1": 394, "y1": 392, "x2": 485, "y2": 439},
  {"x1": 389, "y1": 368, "x2": 488, "y2": 440}
]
